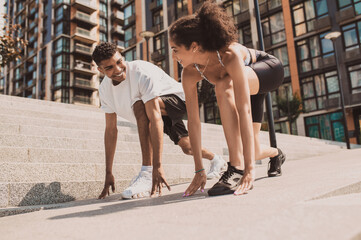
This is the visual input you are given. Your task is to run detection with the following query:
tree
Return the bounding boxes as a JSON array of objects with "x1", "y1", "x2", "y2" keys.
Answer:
[
  {"x1": 0, "y1": 14, "x2": 27, "y2": 72},
  {"x1": 276, "y1": 92, "x2": 304, "y2": 135}
]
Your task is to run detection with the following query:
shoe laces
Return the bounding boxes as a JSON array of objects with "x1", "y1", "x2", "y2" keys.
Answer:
[
  {"x1": 129, "y1": 172, "x2": 150, "y2": 188},
  {"x1": 219, "y1": 169, "x2": 234, "y2": 183}
]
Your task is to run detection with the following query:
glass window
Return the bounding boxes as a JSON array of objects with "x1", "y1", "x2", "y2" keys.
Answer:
[
  {"x1": 54, "y1": 54, "x2": 70, "y2": 70},
  {"x1": 100, "y1": 17, "x2": 107, "y2": 28},
  {"x1": 100, "y1": 32, "x2": 107, "y2": 42},
  {"x1": 296, "y1": 33, "x2": 335, "y2": 73},
  {"x1": 100, "y1": 3, "x2": 107, "y2": 16},
  {"x1": 54, "y1": 22, "x2": 70, "y2": 36},
  {"x1": 342, "y1": 22, "x2": 361, "y2": 52},
  {"x1": 53, "y1": 71, "x2": 69, "y2": 88},
  {"x1": 338, "y1": 0, "x2": 361, "y2": 15},
  {"x1": 262, "y1": 12, "x2": 286, "y2": 45},
  {"x1": 300, "y1": 71, "x2": 340, "y2": 112},
  {"x1": 124, "y1": 3, "x2": 135, "y2": 25},
  {"x1": 53, "y1": 38, "x2": 70, "y2": 54},
  {"x1": 292, "y1": 0, "x2": 329, "y2": 37},
  {"x1": 348, "y1": 64, "x2": 361, "y2": 93},
  {"x1": 238, "y1": 25, "x2": 252, "y2": 47},
  {"x1": 272, "y1": 46, "x2": 290, "y2": 78},
  {"x1": 124, "y1": 48, "x2": 137, "y2": 61}
]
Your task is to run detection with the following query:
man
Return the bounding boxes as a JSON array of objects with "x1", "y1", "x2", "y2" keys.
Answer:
[{"x1": 92, "y1": 42, "x2": 226, "y2": 199}]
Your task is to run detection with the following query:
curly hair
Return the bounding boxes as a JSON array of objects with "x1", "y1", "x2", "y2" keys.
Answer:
[
  {"x1": 169, "y1": 1, "x2": 238, "y2": 51},
  {"x1": 92, "y1": 42, "x2": 118, "y2": 66}
]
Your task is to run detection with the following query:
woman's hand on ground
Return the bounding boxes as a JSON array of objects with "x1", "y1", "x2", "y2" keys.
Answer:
[
  {"x1": 234, "y1": 168, "x2": 255, "y2": 195},
  {"x1": 183, "y1": 171, "x2": 206, "y2": 197}
]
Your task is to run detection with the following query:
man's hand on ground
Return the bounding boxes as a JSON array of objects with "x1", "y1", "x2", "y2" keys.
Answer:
[
  {"x1": 98, "y1": 173, "x2": 115, "y2": 199},
  {"x1": 151, "y1": 167, "x2": 171, "y2": 197}
]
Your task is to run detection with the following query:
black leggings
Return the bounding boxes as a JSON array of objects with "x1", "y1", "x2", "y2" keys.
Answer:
[{"x1": 249, "y1": 51, "x2": 284, "y2": 123}]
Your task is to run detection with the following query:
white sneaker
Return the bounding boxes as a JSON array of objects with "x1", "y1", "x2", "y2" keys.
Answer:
[
  {"x1": 121, "y1": 171, "x2": 152, "y2": 199},
  {"x1": 207, "y1": 155, "x2": 227, "y2": 180}
]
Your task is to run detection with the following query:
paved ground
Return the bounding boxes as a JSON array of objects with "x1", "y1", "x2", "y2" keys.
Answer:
[{"x1": 1, "y1": 149, "x2": 361, "y2": 240}]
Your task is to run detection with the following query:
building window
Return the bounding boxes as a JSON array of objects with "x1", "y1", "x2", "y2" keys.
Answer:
[
  {"x1": 154, "y1": 34, "x2": 166, "y2": 55},
  {"x1": 342, "y1": 21, "x2": 361, "y2": 52},
  {"x1": 124, "y1": 25, "x2": 135, "y2": 48},
  {"x1": 153, "y1": 10, "x2": 164, "y2": 30},
  {"x1": 337, "y1": 0, "x2": 361, "y2": 15},
  {"x1": 53, "y1": 71, "x2": 69, "y2": 88},
  {"x1": 124, "y1": 3, "x2": 135, "y2": 26},
  {"x1": 55, "y1": 5, "x2": 69, "y2": 22},
  {"x1": 224, "y1": 0, "x2": 249, "y2": 16},
  {"x1": 54, "y1": 22, "x2": 70, "y2": 36},
  {"x1": 53, "y1": 88, "x2": 70, "y2": 103},
  {"x1": 305, "y1": 111, "x2": 345, "y2": 142},
  {"x1": 100, "y1": 17, "x2": 107, "y2": 28},
  {"x1": 348, "y1": 64, "x2": 361, "y2": 93},
  {"x1": 100, "y1": 2, "x2": 108, "y2": 16},
  {"x1": 54, "y1": 54, "x2": 70, "y2": 70},
  {"x1": 176, "y1": 0, "x2": 187, "y2": 18},
  {"x1": 204, "y1": 101, "x2": 221, "y2": 124},
  {"x1": 301, "y1": 71, "x2": 340, "y2": 112},
  {"x1": 262, "y1": 11, "x2": 286, "y2": 45},
  {"x1": 124, "y1": 48, "x2": 137, "y2": 61},
  {"x1": 53, "y1": 37, "x2": 70, "y2": 54},
  {"x1": 238, "y1": 25, "x2": 252, "y2": 47},
  {"x1": 259, "y1": 0, "x2": 282, "y2": 11},
  {"x1": 296, "y1": 32, "x2": 334, "y2": 73},
  {"x1": 271, "y1": 46, "x2": 290, "y2": 78},
  {"x1": 100, "y1": 32, "x2": 107, "y2": 42},
  {"x1": 292, "y1": 0, "x2": 328, "y2": 37}
]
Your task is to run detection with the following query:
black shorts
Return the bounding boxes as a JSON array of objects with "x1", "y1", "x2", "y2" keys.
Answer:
[
  {"x1": 249, "y1": 51, "x2": 284, "y2": 123},
  {"x1": 159, "y1": 94, "x2": 189, "y2": 145}
]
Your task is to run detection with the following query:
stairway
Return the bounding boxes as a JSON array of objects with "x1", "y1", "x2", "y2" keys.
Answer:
[{"x1": 0, "y1": 94, "x2": 345, "y2": 208}]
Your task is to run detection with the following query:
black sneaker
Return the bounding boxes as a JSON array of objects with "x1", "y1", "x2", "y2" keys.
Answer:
[
  {"x1": 208, "y1": 162, "x2": 244, "y2": 196},
  {"x1": 267, "y1": 148, "x2": 286, "y2": 177}
]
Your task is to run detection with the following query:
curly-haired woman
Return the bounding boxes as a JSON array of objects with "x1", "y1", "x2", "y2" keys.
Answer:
[{"x1": 169, "y1": 1, "x2": 286, "y2": 197}]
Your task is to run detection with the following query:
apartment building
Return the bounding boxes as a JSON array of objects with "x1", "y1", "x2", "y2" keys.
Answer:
[
  {"x1": 0, "y1": 0, "x2": 125, "y2": 105},
  {"x1": 1, "y1": 0, "x2": 361, "y2": 145}
]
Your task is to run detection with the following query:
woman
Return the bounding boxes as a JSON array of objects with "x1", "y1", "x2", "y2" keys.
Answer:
[{"x1": 169, "y1": 1, "x2": 286, "y2": 197}]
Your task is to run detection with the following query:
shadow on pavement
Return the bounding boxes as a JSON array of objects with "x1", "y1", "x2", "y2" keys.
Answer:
[{"x1": 49, "y1": 176, "x2": 269, "y2": 220}]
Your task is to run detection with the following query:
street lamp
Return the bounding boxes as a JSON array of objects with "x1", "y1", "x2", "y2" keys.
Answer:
[
  {"x1": 139, "y1": 31, "x2": 155, "y2": 62},
  {"x1": 325, "y1": 31, "x2": 351, "y2": 149},
  {"x1": 253, "y1": 0, "x2": 278, "y2": 148}
]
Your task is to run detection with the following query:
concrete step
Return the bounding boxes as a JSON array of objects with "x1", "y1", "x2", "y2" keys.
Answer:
[
  {"x1": 0, "y1": 147, "x2": 196, "y2": 164},
  {"x1": 0, "y1": 94, "x2": 101, "y2": 113}
]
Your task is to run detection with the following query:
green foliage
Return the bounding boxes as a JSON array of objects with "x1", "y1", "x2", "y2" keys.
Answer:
[
  {"x1": 276, "y1": 92, "x2": 304, "y2": 124},
  {"x1": 0, "y1": 14, "x2": 27, "y2": 71}
]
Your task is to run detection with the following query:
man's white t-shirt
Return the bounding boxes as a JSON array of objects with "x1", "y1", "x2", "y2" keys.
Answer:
[{"x1": 98, "y1": 60, "x2": 185, "y2": 124}]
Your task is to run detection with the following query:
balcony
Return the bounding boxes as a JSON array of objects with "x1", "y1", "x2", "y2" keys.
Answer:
[
  {"x1": 111, "y1": 0, "x2": 123, "y2": 7},
  {"x1": 72, "y1": 27, "x2": 97, "y2": 44},
  {"x1": 149, "y1": 0, "x2": 162, "y2": 11},
  {"x1": 72, "y1": 11, "x2": 97, "y2": 28},
  {"x1": 111, "y1": 25, "x2": 124, "y2": 36},
  {"x1": 336, "y1": 7, "x2": 356, "y2": 24},
  {"x1": 111, "y1": 11, "x2": 124, "y2": 25},
  {"x1": 73, "y1": 43, "x2": 92, "y2": 56},
  {"x1": 151, "y1": 24, "x2": 162, "y2": 34},
  {"x1": 126, "y1": 37, "x2": 137, "y2": 47},
  {"x1": 151, "y1": 50, "x2": 166, "y2": 62},
  {"x1": 115, "y1": 40, "x2": 125, "y2": 50},
  {"x1": 235, "y1": 11, "x2": 250, "y2": 25},
  {"x1": 72, "y1": 77, "x2": 97, "y2": 90},
  {"x1": 344, "y1": 48, "x2": 361, "y2": 62},
  {"x1": 325, "y1": 97, "x2": 340, "y2": 110},
  {"x1": 314, "y1": 16, "x2": 331, "y2": 30},
  {"x1": 71, "y1": 0, "x2": 97, "y2": 14},
  {"x1": 73, "y1": 60, "x2": 97, "y2": 75},
  {"x1": 124, "y1": 15, "x2": 135, "y2": 27},
  {"x1": 73, "y1": 95, "x2": 94, "y2": 105}
]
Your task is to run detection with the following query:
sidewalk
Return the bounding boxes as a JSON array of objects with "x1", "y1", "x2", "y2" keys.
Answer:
[{"x1": 0, "y1": 149, "x2": 361, "y2": 240}]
